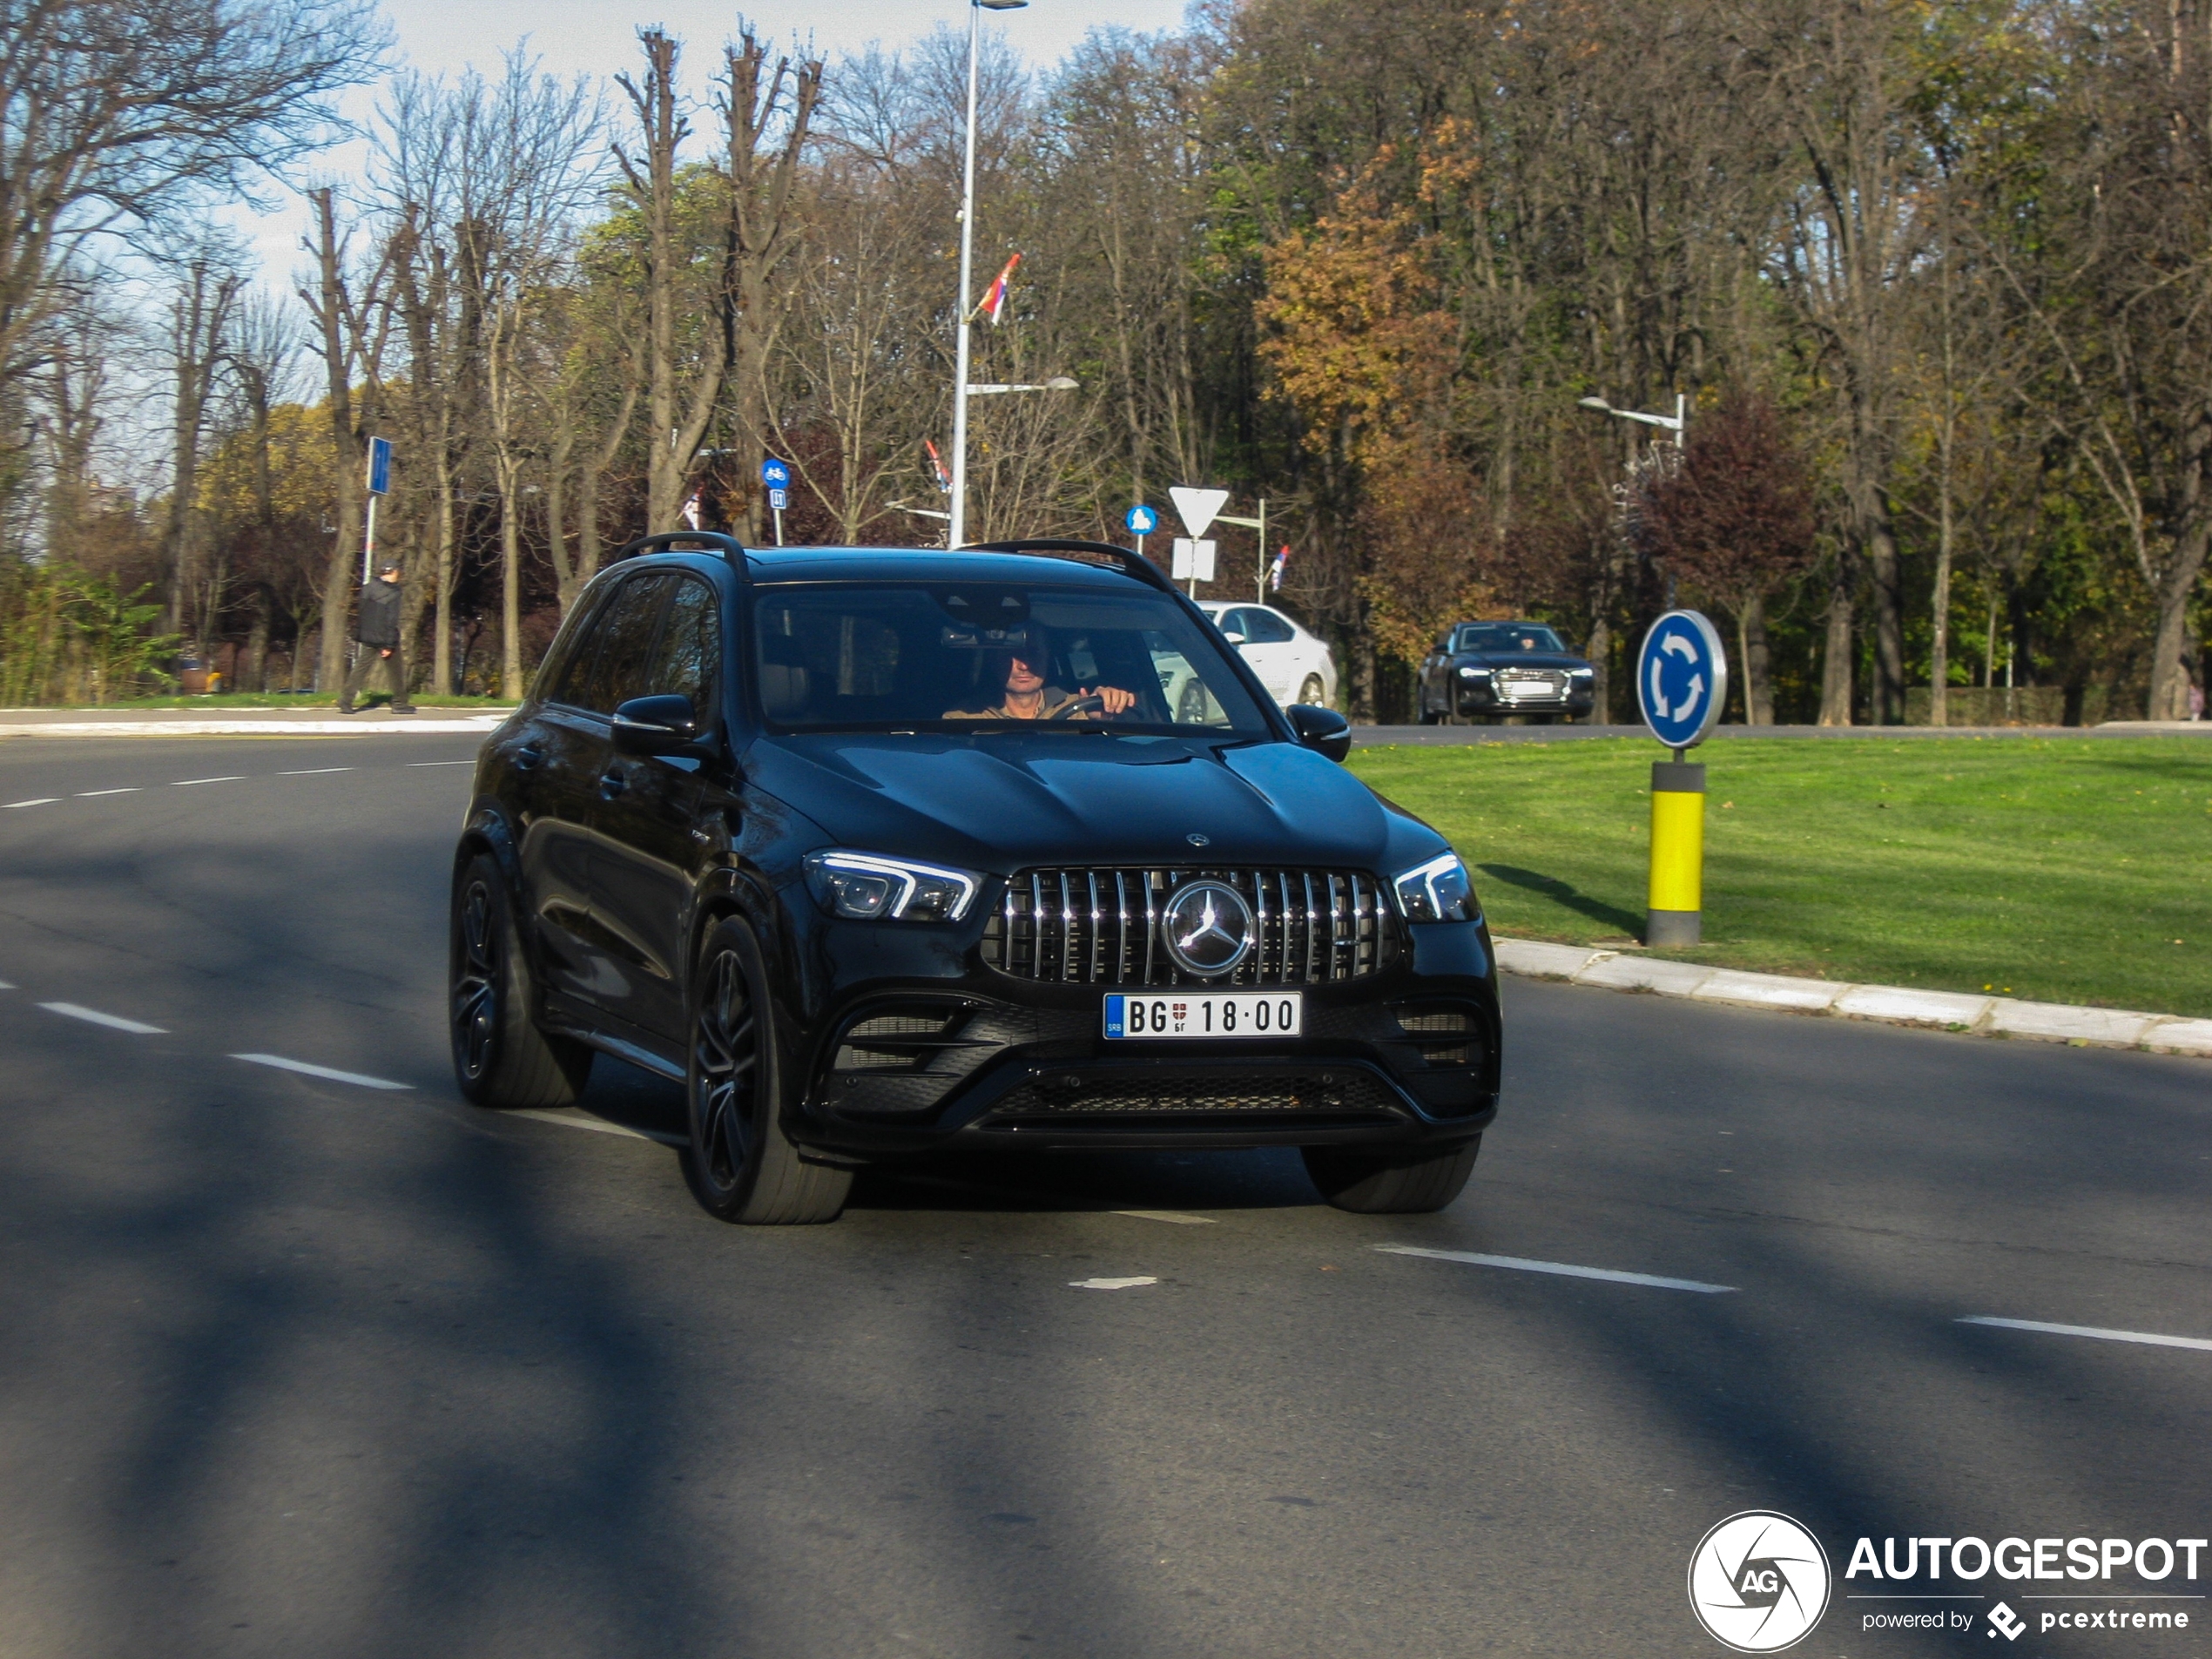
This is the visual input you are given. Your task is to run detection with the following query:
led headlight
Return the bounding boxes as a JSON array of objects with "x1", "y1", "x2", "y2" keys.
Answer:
[
  {"x1": 1393, "y1": 852, "x2": 1474, "y2": 923},
  {"x1": 1456, "y1": 664, "x2": 1485, "y2": 679},
  {"x1": 804, "y1": 851, "x2": 981, "y2": 922},
  {"x1": 1569, "y1": 666, "x2": 1595, "y2": 678}
]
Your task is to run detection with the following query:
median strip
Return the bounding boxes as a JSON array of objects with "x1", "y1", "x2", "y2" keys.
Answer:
[
  {"x1": 231, "y1": 1053, "x2": 411, "y2": 1090},
  {"x1": 1373, "y1": 1243, "x2": 1736, "y2": 1293},
  {"x1": 1491, "y1": 938, "x2": 2212, "y2": 1060},
  {"x1": 39, "y1": 1002, "x2": 165, "y2": 1035},
  {"x1": 1958, "y1": 1316, "x2": 2212, "y2": 1353}
]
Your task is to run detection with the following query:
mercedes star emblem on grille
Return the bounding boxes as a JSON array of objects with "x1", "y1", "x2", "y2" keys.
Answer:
[
  {"x1": 1186, "y1": 832, "x2": 1210, "y2": 846},
  {"x1": 1161, "y1": 880, "x2": 1255, "y2": 977}
]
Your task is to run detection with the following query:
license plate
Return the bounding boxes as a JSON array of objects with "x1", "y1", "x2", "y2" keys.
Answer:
[{"x1": 1103, "y1": 992, "x2": 1303, "y2": 1040}]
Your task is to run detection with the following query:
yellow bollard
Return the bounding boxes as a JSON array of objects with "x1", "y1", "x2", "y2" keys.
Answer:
[{"x1": 1647, "y1": 759, "x2": 1705, "y2": 946}]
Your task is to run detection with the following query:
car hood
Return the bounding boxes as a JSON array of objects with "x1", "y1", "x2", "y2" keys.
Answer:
[
  {"x1": 1454, "y1": 651, "x2": 1589, "y2": 671},
  {"x1": 745, "y1": 732, "x2": 1437, "y2": 874}
]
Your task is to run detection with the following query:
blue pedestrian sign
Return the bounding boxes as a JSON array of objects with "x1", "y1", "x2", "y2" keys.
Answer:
[
  {"x1": 761, "y1": 458, "x2": 791, "y2": 489},
  {"x1": 1125, "y1": 503, "x2": 1159, "y2": 536},
  {"x1": 1636, "y1": 610, "x2": 1728, "y2": 752},
  {"x1": 366, "y1": 436, "x2": 392, "y2": 496}
]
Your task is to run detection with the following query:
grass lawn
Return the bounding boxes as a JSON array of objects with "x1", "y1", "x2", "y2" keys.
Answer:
[{"x1": 1347, "y1": 735, "x2": 2212, "y2": 1019}]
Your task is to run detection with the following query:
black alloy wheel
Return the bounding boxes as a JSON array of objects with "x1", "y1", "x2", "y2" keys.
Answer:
[
  {"x1": 448, "y1": 852, "x2": 592, "y2": 1107},
  {"x1": 681, "y1": 917, "x2": 851, "y2": 1224}
]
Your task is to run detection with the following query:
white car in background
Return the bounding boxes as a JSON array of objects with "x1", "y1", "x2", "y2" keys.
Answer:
[{"x1": 1197, "y1": 602, "x2": 1338, "y2": 710}]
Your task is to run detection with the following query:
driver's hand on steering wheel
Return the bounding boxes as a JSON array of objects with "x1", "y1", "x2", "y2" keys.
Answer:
[{"x1": 1088, "y1": 685, "x2": 1136, "y2": 716}]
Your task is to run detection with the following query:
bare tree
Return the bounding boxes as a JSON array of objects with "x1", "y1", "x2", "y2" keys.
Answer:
[{"x1": 0, "y1": 0, "x2": 384, "y2": 404}]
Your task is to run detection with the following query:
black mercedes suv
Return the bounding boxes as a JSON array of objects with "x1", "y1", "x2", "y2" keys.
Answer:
[{"x1": 450, "y1": 536, "x2": 1500, "y2": 1224}]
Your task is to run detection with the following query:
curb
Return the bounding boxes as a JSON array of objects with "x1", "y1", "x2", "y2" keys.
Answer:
[
  {"x1": 0, "y1": 717, "x2": 508, "y2": 738},
  {"x1": 1493, "y1": 938, "x2": 2212, "y2": 1060}
]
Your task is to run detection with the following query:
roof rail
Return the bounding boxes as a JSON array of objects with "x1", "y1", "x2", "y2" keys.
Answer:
[
  {"x1": 610, "y1": 530, "x2": 750, "y2": 584},
  {"x1": 960, "y1": 537, "x2": 1178, "y2": 596}
]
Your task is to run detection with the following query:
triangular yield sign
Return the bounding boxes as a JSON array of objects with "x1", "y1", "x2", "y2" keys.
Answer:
[{"x1": 1168, "y1": 485, "x2": 1231, "y2": 538}]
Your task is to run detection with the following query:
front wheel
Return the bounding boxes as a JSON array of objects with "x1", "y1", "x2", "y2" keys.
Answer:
[
  {"x1": 449, "y1": 852, "x2": 592, "y2": 1107},
  {"x1": 1303, "y1": 1137, "x2": 1480, "y2": 1214},
  {"x1": 681, "y1": 916, "x2": 852, "y2": 1224}
]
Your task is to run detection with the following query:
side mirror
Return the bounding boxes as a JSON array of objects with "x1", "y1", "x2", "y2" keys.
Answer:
[
  {"x1": 1221, "y1": 630, "x2": 1247, "y2": 646},
  {"x1": 1286, "y1": 703, "x2": 1351, "y2": 762},
  {"x1": 611, "y1": 693, "x2": 700, "y2": 756}
]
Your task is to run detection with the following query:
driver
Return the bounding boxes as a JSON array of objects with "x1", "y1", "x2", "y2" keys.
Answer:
[{"x1": 946, "y1": 630, "x2": 1136, "y2": 721}]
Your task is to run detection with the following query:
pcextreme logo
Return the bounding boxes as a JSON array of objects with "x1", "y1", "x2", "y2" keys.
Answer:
[{"x1": 1689, "y1": 1511, "x2": 1832, "y2": 1653}]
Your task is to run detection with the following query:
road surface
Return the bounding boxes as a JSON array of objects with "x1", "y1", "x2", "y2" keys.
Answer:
[{"x1": 1, "y1": 736, "x2": 2204, "y2": 1656}]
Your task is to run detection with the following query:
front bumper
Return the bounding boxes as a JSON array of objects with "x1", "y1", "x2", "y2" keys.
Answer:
[
  {"x1": 784, "y1": 916, "x2": 1500, "y2": 1157},
  {"x1": 1454, "y1": 680, "x2": 1595, "y2": 718}
]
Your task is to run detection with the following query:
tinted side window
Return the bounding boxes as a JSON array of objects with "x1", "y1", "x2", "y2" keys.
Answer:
[
  {"x1": 1245, "y1": 610, "x2": 1296, "y2": 644},
  {"x1": 1217, "y1": 609, "x2": 1252, "y2": 637},
  {"x1": 648, "y1": 577, "x2": 719, "y2": 717},
  {"x1": 574, "y1": 575, "x2": 671, "y2": 715},
  {"x1": 544, "y1": 585, "x2": 616, "y2": 707}
]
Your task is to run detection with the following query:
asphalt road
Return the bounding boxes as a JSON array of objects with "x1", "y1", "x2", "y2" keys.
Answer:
[{"x1": 1, "y1": 735, "x2": 2206, "y2": 1658}]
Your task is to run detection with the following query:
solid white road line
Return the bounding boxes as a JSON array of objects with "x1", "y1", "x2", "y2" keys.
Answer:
[
  {"x1": 278, "y1": 767, "x2": 354, "y2": 776},
  {"x1": 76, "y1": 787, "x2": 139, "y2": 797},
  {"x1": 1959, "y1": 1316, "x2": 2212, "y2": 1353},
  {"x1": 1115, "y1": 1211, "x2": 1217, "y2": 1225},
  {"x1": 231, "y1": 1053, "x2": 412, "y2": 1090},
  {"x1": 3, "y1": 798, "x2": 59, "y2": 809},
  {"x1": 171, "y1": 775, "x2": 246, "y2": 787},
  {"x1": 39, "y1": 1002, "x2": 165, "y2": 1035},
  {"x1": 1373, "y1": 1244, "x2": 1737, "y2": 1294},
  {"x1": 407, "y1": 759, "x2": 474, "y2": 767},
  {"x1": 1071, "y1": 1276, "x2": 1158, "y2": 1290}
]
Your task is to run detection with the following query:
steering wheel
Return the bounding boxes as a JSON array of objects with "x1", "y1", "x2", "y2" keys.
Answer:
[{"x1": 1049, "y1": 693, "x2": 1106, "y2": 721}]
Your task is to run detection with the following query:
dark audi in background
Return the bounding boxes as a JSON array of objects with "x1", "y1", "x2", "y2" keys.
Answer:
[
  {"x1": 1418, "y1": 620, "x2": 1596, "y2": 724},
  {"x1": 450, "y1": 536, "x2": 1500, "y2": 1224}
]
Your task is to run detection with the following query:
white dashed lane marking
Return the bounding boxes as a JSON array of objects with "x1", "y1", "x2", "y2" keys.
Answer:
[
  {"x1": 1959, "y1": 1317, "x2": 2212, "y2": 1353},
  {"x1": 1071, "y1": 1277, "x2": 1158, "y2": 1291},
  {"x1": 1115, "y1": 1211, "x2": 1217, "y2": 1225},
  {"x1": 1374, "y1": 1244, "x2": 1737, "y2": 1294},
  {"x1": 170, "y1": 776, "x2": 246, "y2": 787},
  {"x1": 3, "y1": 798, "x2": 59, "y2": 809},
  {"x1": 39, "y1": 1002, "x2": 165, "y2": 1035},
  {"x1": 75, "y1": 787, "x2": 139, "y2": 797},
  {"x1": 278, "y1": 767, "x2": 354, "y2": 776},
  {"x1": 231, "y1": 1053, "x2": 412, "y2": 1090},
  {"x1": 408, "y1": 759, "x2": 474, "y2": 766}
]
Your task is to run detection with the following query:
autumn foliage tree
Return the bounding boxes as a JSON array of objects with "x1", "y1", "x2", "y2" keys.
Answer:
[{"x1": 1637, "y1": 388, "x2": 1817, "y2": 725}]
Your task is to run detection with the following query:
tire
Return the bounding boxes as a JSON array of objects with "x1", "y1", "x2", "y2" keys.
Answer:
[
  {"x1": 680, "y1": 915, "x2": 852, "y2": 1225},
  {"x1": 1418, "y1": 702, "x2": 1441, "y2": 726},
  {"x1": 1298, "y1": 675, "x2": 1326, "y2": 706},
  {"x1": 1303, "y1": 1136, "x2": 1480, "y2": 1214},
  {"x1": 449, "y1": 852, "x2": 593, "y2": 1108}
]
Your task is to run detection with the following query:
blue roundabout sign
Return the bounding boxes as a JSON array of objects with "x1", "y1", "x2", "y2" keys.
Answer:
[{"x1": 1636, "y1": 610, "x2": 1728, "y2": 752}]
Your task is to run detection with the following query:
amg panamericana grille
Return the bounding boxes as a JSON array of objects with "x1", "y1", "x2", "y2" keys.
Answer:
[{"x1": 981, "y1": 867, "x2": 1390, "y2": 986}]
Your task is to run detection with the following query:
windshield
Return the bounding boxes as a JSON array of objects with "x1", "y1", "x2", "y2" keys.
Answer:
[
  {"x1": 752, "y1": 582, "x2": 1273, "y2": 735},
  {"x1": 1454, "y1": 623, "x2": 1567, "y2": 655}
]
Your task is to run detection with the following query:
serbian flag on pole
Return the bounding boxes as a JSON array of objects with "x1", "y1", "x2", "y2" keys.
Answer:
[
  {"x1": 976, "y1": 253, "x2": 1022, "y2": 326},
  {"x1": 1269, "y1": 544, "x2": 1291, "y2": 591},
  {"x1": 681, "y1": 489, "x2": 703, "y2": 530},
  {"x1": 925, "y1": 440, "x2": 952, "y2": 493}
]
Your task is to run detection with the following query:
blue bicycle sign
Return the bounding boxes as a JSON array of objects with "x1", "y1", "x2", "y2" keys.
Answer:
[{"x1": 1635, "y1": 610, "x2": 1728, "y2": 751}]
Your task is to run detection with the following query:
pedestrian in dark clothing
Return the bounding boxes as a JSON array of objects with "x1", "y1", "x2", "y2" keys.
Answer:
[{"x1": 338, "y1": 563, "x2": 416, "y2": 712}]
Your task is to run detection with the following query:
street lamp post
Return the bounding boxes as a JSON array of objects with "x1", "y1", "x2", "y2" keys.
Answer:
[{"x1": 948, "y1": 0, "x2": 1028, "y2": 551}]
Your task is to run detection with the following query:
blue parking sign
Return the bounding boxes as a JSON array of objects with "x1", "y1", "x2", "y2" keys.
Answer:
[{"x1": 1636, "y1": 610, "x2": 1728, "y2": 751}]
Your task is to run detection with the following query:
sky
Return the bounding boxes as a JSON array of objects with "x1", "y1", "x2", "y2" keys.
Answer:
[{"x1": 227, "y1": 0, "x2": 1191, "y2": 276}]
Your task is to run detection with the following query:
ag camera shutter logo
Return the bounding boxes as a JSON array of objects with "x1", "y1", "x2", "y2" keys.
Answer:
[{"x1": 1689, "y1": 1511, "x2": 1832, "y2": 1652}]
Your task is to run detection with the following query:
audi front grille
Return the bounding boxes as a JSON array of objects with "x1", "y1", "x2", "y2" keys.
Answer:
[{"x1": 980, "y1": 867, "x2": 1393, "y2": 986}]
